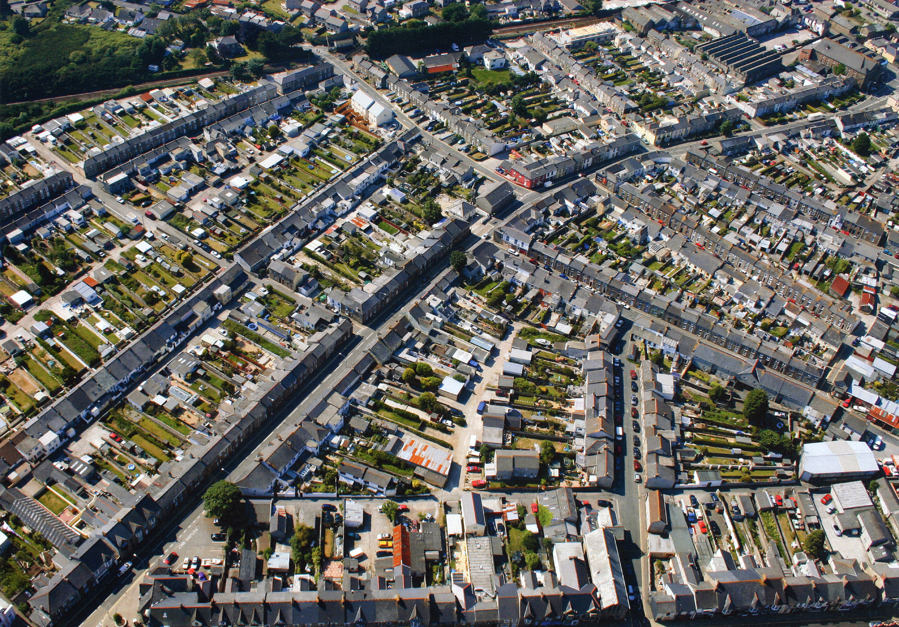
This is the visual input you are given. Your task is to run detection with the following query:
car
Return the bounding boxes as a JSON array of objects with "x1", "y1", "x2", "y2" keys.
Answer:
[
  {"x1": 732, "y1": 505, "x2": 741, "y2": 517},
  {"x1": 322, "y1": 503, "x2": 337, "y2": 511},
  {"x1": 191, "y1": 556, "x2": 201, "y2": 569},
  {"x1": 631, "y1": 407, "x2": 638, "y2": 418},
  {"x1": 615, "y1": 319, "x2": 622, "y2": 328},
  {"x1": 775, "y1": 495, "x2": 783, "y2": 507},
  {"x1": 632, "y1": 420, "x2": 640, "y2": 432},
  {"x1": 634, "y1": 460, "x2": 642, "y2": 472},
  {"x1": 826, "y1": 504, "x2": 836, "y2": 514},
  {"x1": 710, "y1": 493, "x2": 719, "y2": 503},
  {"x1": 631, "y1": 382, "x2": 638, "y2": 392},
  {"x1": 118, "y1": 561, "x2": 133, "y2": 576},
  {"x1": 181, "y1": 557, "x2": 192, "y2": 570},
  {"x1": 531, "y1": 502, "x2": 539, "y2": 514},
  {"x1": 116, "y1": 196, "x2": 124, "y2": 204},
  {"x1": 164, "y1": 552, "x2": 179, "y2": 565},
  {"x1": 834, "y1": 524, "x2": 843, "y2": 537},
  {"x1": 821, "y1": 494, "x2": 833, "y2": 505},
  {"x1": 634, "y1": 473, "x2": 642, "y2": 483},
  {"x1": 466, "y1": 465, "x2": 480, "y2": 473},
  {"x1": 630, "y1": 370, "x2": 637, "y2": 378},
  {"x1": 631, "y1": 394, "x2": 637, "y2": 404},
  {"x1": 397, "y1": 505, "x2": 409, "y2": 513},
  {"x1": 698, "y1": 520, "x2": 708, "y2": 534},
  {"x1": 477, "y1": 401, "x2": 487, "y2": 414},
  {"x1": 109, "y1": 432, "x2": 123, "y2": 443},
  {"x1": 145, "y1": 210, "x2": 154, "y2": 218},
  {"x1": 471, "y1": 479, "x2": 487, "y2": 488},
  {"x1": 614, "y1": 443, "x2": 623, "y2": 456},
  {"x1": 377, "y1": 550, "x2": 392, "y2": 557},
  {"x1": 633, "y1": 447, "x2": 641, "y2": 460},
  {"x1": 633, "y1": 434, "x2": 640, "y2": 446},
  {"x1": 690, "y1": 495, "x2": 699, "y2": 508}
]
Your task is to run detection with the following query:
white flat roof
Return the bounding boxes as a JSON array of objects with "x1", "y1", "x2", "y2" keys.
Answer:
[{"x1": 801, "y1": 441, "x2": 879, "y2": 476}]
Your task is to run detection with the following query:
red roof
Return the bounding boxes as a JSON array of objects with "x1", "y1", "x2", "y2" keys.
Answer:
[
  {"x1": 831, "y1": 275, "x2": 850, "y2": 297},
  {"x1": 861, "y1": 292, "x2": 875, "y2": 306},
  {"x1": 82, "y1": 277, "x2": 99, "y2": 288},
  {"x1": 392, "y1": 524, "x2": 411, "y2": 569},
  {"x1": 139, "y1": 93, "x2": 153, "y2": 102}
]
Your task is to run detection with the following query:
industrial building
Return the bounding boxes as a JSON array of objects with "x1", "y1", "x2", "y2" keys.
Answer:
[
  {"x1": 696, "y1": 32, "x2": 783, "y2": 86},
  {"x1": 798, "y1": 441, "x2": 880, "y2": 482}
]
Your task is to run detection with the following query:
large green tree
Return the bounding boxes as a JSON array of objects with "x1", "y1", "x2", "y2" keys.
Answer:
[
  {"x1": 450, "y1": 250, "x2": 467, "y2": 275},
  {"x1": 382, "y1": 500, "x2": 399, "y2": 522},
  {"x1": 803, "y1": 529, "x2": 826, "y2": 559},
  {"x1": 203, "y1": 481, "x2": 243, "y2": 524},
  {"x1": 743, "y1": 388, "x2": 769, "y2": 425},
  {"x1": 441, "y1": 2, "x2": 468, "y2": 21},
  {"x1": 852, "y1": 133, "x2": 871, "y2": 156}
]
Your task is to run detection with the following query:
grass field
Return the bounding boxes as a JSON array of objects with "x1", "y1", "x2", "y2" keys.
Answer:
[
  {"x1": 26, "y1": 358, "x2": 61, "y2": 394},
  {"x1": 471, "y1": 68, "x2": 512, "y2": 85},
  {"x1": 37, "y1": 489, "x2": 72, "y2": 515}
]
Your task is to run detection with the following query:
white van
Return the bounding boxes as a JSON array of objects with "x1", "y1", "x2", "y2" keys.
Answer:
[{"x1": 616, "y1": 427, "x2": 624, "y2": 440}]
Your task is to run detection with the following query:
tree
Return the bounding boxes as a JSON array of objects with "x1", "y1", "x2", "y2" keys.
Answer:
[
  {"x1": 833, "y1": 62, "x2": 846, "y2": 76},
  {"x1": 421, "y1": 198, "x2": 443, "y2": 224},
  {"x1": 650, "y1": 350, "x2": 664, "y2": 367},
  {"x1": 450, "y1": 250, "x2": 467, "y2": 275},
  {"x1": 719, "y1": 119, "x2": 735, "y2": 135},
  {"x1": 524, "y1": 551, "x2": 541, "y2": 571},
  {"x1": 743, "y1": 388, "x2": 769, "y2": 425},
  {"x1": 203, "y1": 481, "x2": 243, "y2": 525},
  {"x1": 583, "y1": 0, "x2": 602, "y2": 15},
  {"x1": 441, "y1": 2, "x2": 468, "y2": 22},
  {"x1": 470, "y1": 3, "x2": 488, "y2": 19},
  {"x1": 852, "y1": 132, "x2": 872, "y2": 156},
  {"x1": 539, "y1": 439, "x2": 555, "y2": 465},
  {"x1": 402, "y1": 367, "x2": 417, "y2": 385},
  {"x1": 519, "y1": 530, "x2": 539, "y2": 552},
  {"x1": 803, "y1": 529, "x2": 826, "y2": 560},
  {"x1": 189, "y1": 47, "x2": 208, "y2": 67},
  {"x1": 708, "y1": 383, "x2": 727, "y2": 404},
  {"x1": 869, "y1": 479, "x2": 880, "y2": 493},
  {"x1": 268, "y1": 124, "x2": 282, "y2": 139},
  {"x1": 418, "y1": 392, "x2": 439, "y2": 413},
  {"x1": 247, "y1": 57, "x2": 265, "y2": 78},
  {"x1": 291, "y1": 524, "x2": 316, "y2": 569},
  {"x1": 382, "y1": 500, "x2": 399, "y2": 522},
  {"x1": 415, "y1": 362, "x2": 434, "y2": 377},
  {"x1": 421, "y1": 376, "x2": 441, "y2": 391},
  {"x1": 532, "y1": 107, "x2": 548, "y2": 124},
  {"x1": 10, "y1": 16, "x2": 29, "y2": 37},
  {"x1": 584, "y1": 41, "x2": 598, "y2": 52},
  {"x1": 511, "y1": 94, "x2": 528, "y2": 118}
]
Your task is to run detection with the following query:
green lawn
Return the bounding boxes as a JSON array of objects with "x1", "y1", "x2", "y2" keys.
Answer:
[
  {"x1": 139, "y1": 418, "x2": 183, "y2": 447},
  {"x1": 26, "y1": 358, "x2": 61, "y2": 394},
  {"x1": 37, "y1": 489, "x2": 72, "y2": 515},
  {"x1": 471, "y1": 68, "x2": 512, "y2": 85}
]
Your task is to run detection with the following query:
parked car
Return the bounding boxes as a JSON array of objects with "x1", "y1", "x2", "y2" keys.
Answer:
[
  {"x1": 775, "y1": 495, "x2": 783, "y2": 507},
  {"x1": 164, "y1": 552, "x2": 178, "y2": 565},
  {"x1": 471, "y1": 479, "x2": 487, "y2": 488},
  {"x1": 210, "y1": 533, "x2": 226, "y2": 542},
  {"x1": 630, "y1": 370, "x2": 637, "y2": 378},
  {"x1": 631, "y1": 395, "x2": 637, "y2": 404},
  {"x1": 109, "y1": 432, "x2": 123, "y2": 443},
  {"x1": 119, "y1": 562, "x2": 132, "y2": 576},
  {"x1": 690, "y1": 495, "x2": 699, "y2": 508},
  {"x1": 634, "y1": 460, "x2": 642, "y2": 472},
  {"x1": 322, "y1": 504, "x2": 337, "y2": 511},
  {"x1": 833, "y1": 524, "x2": 842, "y2": 537},
  {"x1": 698, "y1": 520, "x2": 708, "y2": 534},
  {"x1": 821, "y1": 494, "x2": 833, "y2": 505},
  {"x1": 466, "y1": 465, "x2": 480, "y2": 473},
  {"x1": 631, "y1": 407, "x2": 638, "y2": 418}
]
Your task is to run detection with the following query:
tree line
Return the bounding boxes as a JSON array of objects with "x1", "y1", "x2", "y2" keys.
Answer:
[{"x1": 365, "y1": 18, "x2": 493, "y2": 59}]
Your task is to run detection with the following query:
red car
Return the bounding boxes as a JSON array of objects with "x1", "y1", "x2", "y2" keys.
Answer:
[
  {"x1": 775, "y1": 495, "x2": 783, "y2": 507},
  {"x1": 109, "y1": 432, "x2": 123, "y2": 443},
  {"x1": 634, "y1": 460, "x2": 642, "y2": 472},
  {"x1": 145, "y1": 210, "x2": 154, "y2": 218},
  {"x1": 466, "y1": 465, "x2": 480, "y2": 473},
  {"x1": 531, "y1": 502, "x2": 539, "y2": 514},
  {"x1": 471, "y1": 479, "x2": 487, "y2": 488},
  {"x1": 630, "y1": 370, "x2": 637, "y2": 378},
  {"x1": 163, "y1": 552, "x2": 178, "y2": 565},
  {"x1": 821, "y1": 494, "x2": 833, "y2": 505},
  {"x1": 631, "y1": 407, "x2": 638, "y2": 418},
  {"x1": 698, "y1": 520, "x2": 708, "y2": 534},
  {"x1": 397, "y1": 505, "x2": 409, "y2": 513}
]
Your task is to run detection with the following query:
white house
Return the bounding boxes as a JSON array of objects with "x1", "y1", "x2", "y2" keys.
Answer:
[{"x1": 483, "y1": 50, "x2": 506, "y2": 70}]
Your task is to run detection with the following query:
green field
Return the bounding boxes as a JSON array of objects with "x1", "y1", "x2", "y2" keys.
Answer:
[
  {"x1": 0, "y1": 25, "x2": 144, "y2": 102},
  {"x1": 37, "y1": 489, "x2": 72, "y2": 515},
  {"x1": 26, "y1": 358, "x2": 61, "y2": 394},
  {"x1": 470, "y1": 68, "x2": 512, "y2": 85}
]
